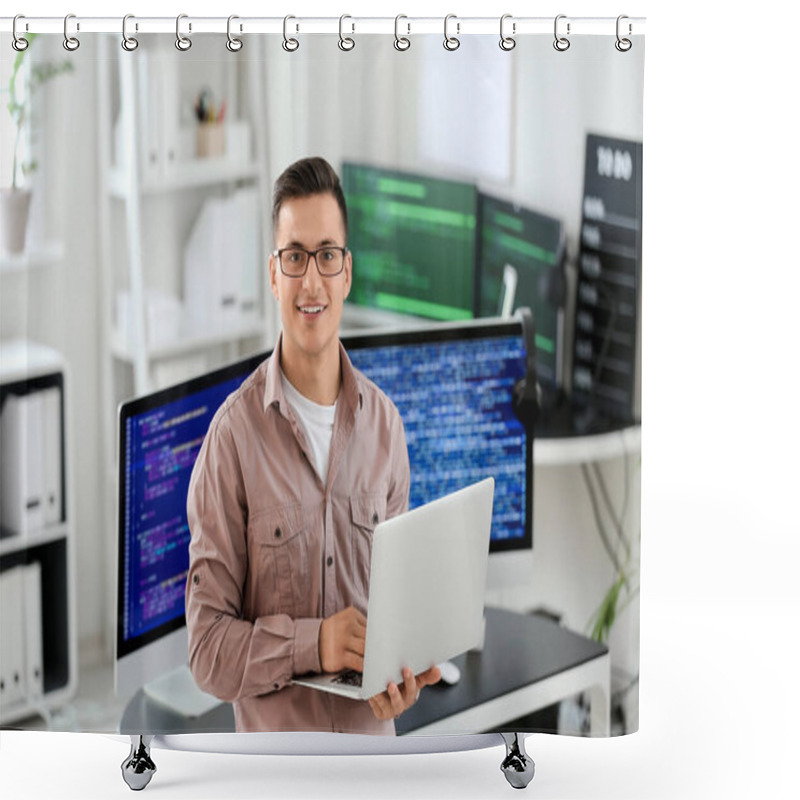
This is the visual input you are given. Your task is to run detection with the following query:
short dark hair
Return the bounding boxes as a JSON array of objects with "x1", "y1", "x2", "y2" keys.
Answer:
[{"x1": 271, "y1": 156, "x2": 348, "y2": 242}]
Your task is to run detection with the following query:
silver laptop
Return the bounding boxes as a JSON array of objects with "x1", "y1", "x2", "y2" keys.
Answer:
[{"x1": 292, "y1": 477, "x2": 494, "y2": 700}]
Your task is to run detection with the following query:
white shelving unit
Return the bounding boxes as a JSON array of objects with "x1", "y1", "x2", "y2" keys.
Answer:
[
  {"x1": 96, "y1": 34, "x2": 272, "y2": 401},
  {"x1": 0, "y1": 338, "x2": 78, "y2": 725}
]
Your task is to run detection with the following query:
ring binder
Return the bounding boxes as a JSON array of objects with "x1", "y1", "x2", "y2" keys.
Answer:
[
  {"x1": 338, "y1": 14, "x2": 355, "y2": 51},
  {"x1": 12, "y1": 14, "x2": 28, "y2": 51},
  {"x1": 394, "y1": 15, "x2": 410, "y2": 51},
  {"x1": 226, "y1": 15, "x2": 243, "y2": 52},
  {"x1": 499, "y1": 14, "x2": 516, "y2": 51},
  {"x1": 282, "y1": 14, "x2": 299, "y2": 52},
  {"x1": 444, "y1": 14, "x2": 460, "y2": 51},
  {"x1": 63, "y1": 14, "x2": 79, "y2": 52},
  {"x1": 121, "y1": 14, "x2": 138, "y2": 51},
  {"x1": 175, "y1": 14, "x2": 191, "y2": 51},
  {"x1": 554, "y1": 14, "x2": 571, "y2": 51},
  {"x1": 616, "y1": 15, "x2": 633, "y2": 51}
]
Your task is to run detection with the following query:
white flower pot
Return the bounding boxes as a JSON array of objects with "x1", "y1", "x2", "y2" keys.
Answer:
[{"x1": 0, "y1": 188, "x2": 33, "y2": 255}]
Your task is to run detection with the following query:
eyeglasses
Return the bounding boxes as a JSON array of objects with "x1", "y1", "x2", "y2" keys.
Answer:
[{"x1": 273, "y1": 246, "x2": 348, "y2": 278}]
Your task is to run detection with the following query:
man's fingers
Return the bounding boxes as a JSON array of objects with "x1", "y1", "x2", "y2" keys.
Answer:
[
  {"x1": 416, "y1": 665, "x2": 442, "y2": 687},
  {"x1": 402, "y1": 668, "x2": 417, "y2": 700},
  {"x1": 343, "y1": 650, "x2": 364, "y2": 673},
  {"x1": 348, "y1": 608, "x2": 367, "y2": 629},
  {"x1": 369, "y1": 691, "x2": 391, "y2": 721},
  {"x1": 349, "y1": 624, "x2": 366, "y2": 644},
  {"x1": 387, "y1": 682, "x2": 404, "y2": 717}
]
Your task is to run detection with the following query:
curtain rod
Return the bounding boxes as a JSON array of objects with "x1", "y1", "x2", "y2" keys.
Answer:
[{"x1": 0, "y1": 16, "x2": 645, "y2": 37}]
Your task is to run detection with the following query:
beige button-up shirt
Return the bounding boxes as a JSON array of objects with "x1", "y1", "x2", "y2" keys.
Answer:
[{"x1": 185, "y1": 336, "x2": 410, "y2": 734}]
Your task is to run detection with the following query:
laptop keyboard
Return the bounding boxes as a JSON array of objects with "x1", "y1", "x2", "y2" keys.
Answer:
[{"x1": 333, "y1": 669, "x2": 363, "y2": 687}]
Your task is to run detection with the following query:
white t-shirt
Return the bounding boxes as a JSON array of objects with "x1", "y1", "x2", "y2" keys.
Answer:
[{"x1": 280, "y1": 369, "x2": 337, "y2": 486}]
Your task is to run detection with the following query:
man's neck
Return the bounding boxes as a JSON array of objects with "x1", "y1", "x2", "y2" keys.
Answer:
[{"x1": 279, "y1": 339, "x2": 341, "y2": 406}]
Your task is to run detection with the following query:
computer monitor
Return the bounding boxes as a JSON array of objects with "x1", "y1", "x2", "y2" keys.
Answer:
[
  {"x1": 115, "y1": 352, "x2": 265, "y2": 712},
  {"x1": 341, "y1": 162, "x2": 478, "y2": 324},
  {"x1": 478, "y1": 193, "x2": 566, "y2": 392},
  {"x1": 344, "y1": 318, "x2": 533, "y2": 558},
  {"x1": 116, "y1": 317, "x2": 534, "y2": 710}
]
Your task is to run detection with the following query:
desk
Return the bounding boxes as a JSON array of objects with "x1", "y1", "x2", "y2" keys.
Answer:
[
  {"x1": 120, "y1": 608, "x2": 609, "y2": 737},
  {"x1": 534, "y1": 424, "x2": 641, "y2": 466}
]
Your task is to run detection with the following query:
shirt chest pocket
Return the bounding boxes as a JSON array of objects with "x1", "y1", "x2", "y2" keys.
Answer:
[
  {"x1": 249, "y1": 506, "x2": 311, "y2": 617},
  {"x1": 349, "y1": 494, "x2": 388, "y2": 596}
]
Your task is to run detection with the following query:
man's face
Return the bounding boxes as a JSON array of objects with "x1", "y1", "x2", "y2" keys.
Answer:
[{"x1": 269, "y1": 192, "x2": 352, "y2": 365}]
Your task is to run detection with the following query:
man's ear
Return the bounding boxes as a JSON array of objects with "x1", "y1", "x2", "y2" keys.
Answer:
[
  {"x1": 269, "y1": 252, "x2": 280, "y2": 301},
  {"x1": 343, "y1": 250, "x2": 352, "y2": 300}
]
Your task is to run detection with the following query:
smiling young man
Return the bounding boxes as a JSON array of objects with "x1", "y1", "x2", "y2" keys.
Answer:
[{"x1": 185, "y1": 157, "x2": 440, "y2": 734}]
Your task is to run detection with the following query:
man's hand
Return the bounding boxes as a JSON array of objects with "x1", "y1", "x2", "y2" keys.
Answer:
[
  {"x1": 368, "y1": 665, "x2": 442, "y2": 721},
  {"x1": 319, "y1": 607, "x2": 367, "y2": 674}
]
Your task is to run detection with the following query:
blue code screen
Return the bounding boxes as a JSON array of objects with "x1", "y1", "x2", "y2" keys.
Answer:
[
  {"x1": 122, "y1": 377, "x2": 242, "y2": 642},
  {"x1": 349, "y1": 334, "x2": 527, "y2": 542}
]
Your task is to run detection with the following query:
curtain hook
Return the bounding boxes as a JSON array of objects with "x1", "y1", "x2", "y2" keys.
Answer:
[
  {"x1": 499, "y1": 14, "x2": 515, "y2": 51},
  {"x1": 63, "y1": 14, "x2": 80, "y2": 51},
  {"x1": 554, "y1": 14, "x2": 571, "y2": 51},
  {"x1": 338, "y1": 14, "x2": 355, "y2": 51},
  {"x1": 226, "y1": 15, "x2": 243, "y2": 52},
  {"x1": 121, "y1": 14, "x2": 139, "y2": 51},
  {"x1": 616, "y1": 15, "x2": 632, "y2": 52},
  {"x1": 12, "y1": 15, "x2": 29, "y2": 52},
  {"x1": 175, "y1": 14, "x2": 192, "y2": 51},
  {"x1": 444, "y1": 14, "x2": 460, "y2": 51},
  {"x1": 283, "y1": 15, "x2": 299, "y2": 52},
  {"x1": 394, "y1": 15, "x2": 411, "y2": 51}
]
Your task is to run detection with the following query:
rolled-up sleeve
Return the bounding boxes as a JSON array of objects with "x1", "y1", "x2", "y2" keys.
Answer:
[{"x1": 185, "y1": 416, "x2": 322, "y2": 703}]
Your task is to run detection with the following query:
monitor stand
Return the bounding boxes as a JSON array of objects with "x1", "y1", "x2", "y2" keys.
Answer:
[{"x1": 143, "y1": 664, "x2": 223, "y2": 718}]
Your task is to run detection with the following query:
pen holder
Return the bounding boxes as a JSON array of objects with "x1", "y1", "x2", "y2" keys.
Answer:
[{"x1": 196, "y1": 123, "x2": 225, "y2": 159}]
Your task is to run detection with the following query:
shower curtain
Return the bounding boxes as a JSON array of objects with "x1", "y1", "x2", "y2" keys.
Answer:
[{"x1": 0, "y1": 16, "x2": 644, "y2": 747}]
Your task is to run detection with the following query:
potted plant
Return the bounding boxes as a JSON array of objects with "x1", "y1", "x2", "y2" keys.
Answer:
[
  {"x1": 1, "y1": 34, "x2": 73, "y2": 255},
  {"x1": 582, "y1": 459, "x2": 641, "y2": 735}
]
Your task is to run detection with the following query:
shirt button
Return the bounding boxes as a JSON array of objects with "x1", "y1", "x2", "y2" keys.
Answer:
[
  {"x1": 327, "y1": 556, "x2": 333, "y2": 567},
  {"x1": 192, "y1": 574, "x2": 199, "y2": 585},
  {"x1": 275, "y1": 528, "x2": 282, "y2": 539},
  {"x1": 372, "y1": 512, "x2": 379, "y2": 525},
  {"x1": 274, "y1": 683, "x2": 279, "y2": 690}
]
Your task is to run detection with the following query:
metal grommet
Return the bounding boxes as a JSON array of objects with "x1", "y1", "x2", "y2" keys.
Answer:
[
  {"x1": 282, "y1": 15, "x2": 299, "y2": 52},
  {"x1": 175, "y1": 13, "x2": 192, "y2": 51},
  {"x1": 63, "y1": 14, "x2": 80, "y2": 51},
  {"x1": 121, "y1": 14, "x2": 139, "y2": 51},
  {"x1": 499, "y1": 14, "x2": 515, "y2": 51},
  {"x1": 443, "y1": 14, "x2": 460, "y2": 51},
  {"x1": 227, "y1": 15, "x2": 243, "y2": 52},
  {"x1": 554, "y1": 14, "x2": 571, "y2": 52},
  {"x1": 394, "y1": 15, "x2": 411, "y2": 51},
  {"x1": 338, "y1": 14, "x2": 355, "y2": 51},
  {"x1": 615, "y1": 15, "x2": 632, "y2": 52},
  {"x1": 12, "y1": 15, "x2": 29, "y2": 52}
]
